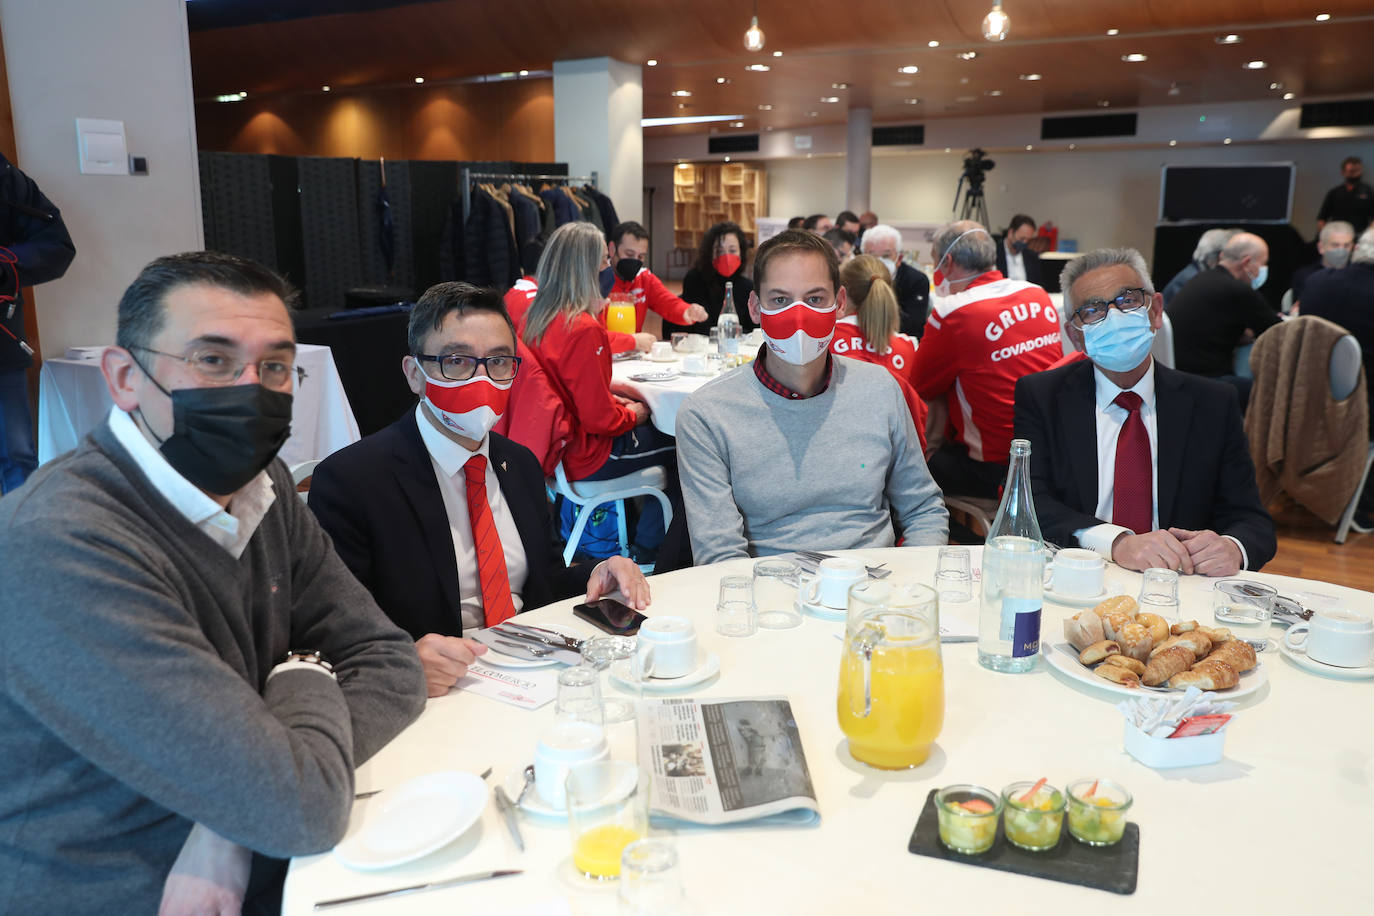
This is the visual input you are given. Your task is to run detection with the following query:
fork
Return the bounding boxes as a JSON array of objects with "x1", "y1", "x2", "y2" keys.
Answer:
[
  {"x1": 794, "y1": 550, "x2": 891, "y2": 579},
  {"x1": 495, "y1": 638, "x2": 553, "y2": 657}
]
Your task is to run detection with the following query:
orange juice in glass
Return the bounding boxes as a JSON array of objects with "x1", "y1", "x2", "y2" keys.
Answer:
[
  {"x1": 605, "y1": 293, "x2": 637, "y2": 336},
  {"x1": 837, "y1": 582, "x2": 944, "y2": 769},
  {"x1": 567, "y1": 761, "x2": 648, "y2": 880}
]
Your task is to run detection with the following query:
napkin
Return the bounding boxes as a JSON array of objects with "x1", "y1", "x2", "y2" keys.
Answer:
[{"x1": 1116, "y1": 686, "x2": 1237, "y2": 737}]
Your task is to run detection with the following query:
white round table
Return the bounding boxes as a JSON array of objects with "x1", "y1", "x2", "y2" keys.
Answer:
[
  {"x1": 283, "y1": 548, "x2": 1373, "y2": 915},
  {"x1": 610, "y1": 355, "x2": 722, "y2": 437}
]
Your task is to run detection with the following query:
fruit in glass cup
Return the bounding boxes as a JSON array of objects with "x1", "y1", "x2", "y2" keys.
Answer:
[
  {"x1": 935, "y1": 785, "x2": 1002, "y2": 855},
  {"x1": 1067, "y1": 778, "x2": 1132, "y2": 846},
  {"x1": 1000, "y1": 779, "x2": 1065, "y2": 851}
]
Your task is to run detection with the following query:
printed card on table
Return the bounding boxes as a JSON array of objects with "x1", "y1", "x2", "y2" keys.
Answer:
[{"x1": 455, "y1": 663, "x2": 558, "y2": 710}]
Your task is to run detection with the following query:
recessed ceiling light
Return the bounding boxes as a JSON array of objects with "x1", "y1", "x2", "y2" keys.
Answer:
[
  {"x1": 676, "y1": 162, "x2": 689, "y2": 169},
  {"x1": 1097, "y1": 99, "x2": 1111, "y2": 107},
  {"x1": 1019, "y1": 73, "x2": 1042, "y2": 81},
  {"x1": 1122, "y1": 53, "x2": 1148, "y2": 62},
  {"x1": 944, "y1": 147, "x2": 953, "y2": 153},
  {"x1": 773, "y1": 50, "x2": 783, "y2": 57},
  {"x1": 716, "y1": 77, "x2": 731, "y2": 84},
  {"x1": 678, "y1": 103, "x2": 687, "y2": 109},
  {"x1": 758, "y1": 103, "x2": 773, "y2": 110},
  {"x1": 1315, "y1": 13, "x2": 1331, "y2": 21},
  {"x1": 1269, "y1": 81, "x2": 1282, "y2": 90},
  {"x1": 985, "y1": 89, "x2": 1003, "y2": 96},
  {"x1": 904, "y1": 98, "x2": 920, "y2": 104},
  {"x1": 321, "y1": 85, "x2": 331, "y2": 92},
  {"x1": 956, "y1": 95, "x2": 976, "y2": 102},
  {"x1": 898, "y1": 66, "x2": 920, "y2": 74},
  {"x1": 763, "y1": 125, "x2": 774, "y2": 131},
  {"x1": 1224, "y1": 137, "x2": 1233, "y2": 144},
  {"x1": 1243, "y1": 60, "x2": 1267, "y2": 69},
  {"x1": 1283, "y1": 91, "x2": 1296, "y2": 100},
  {"x1": 724, "y1": 156, "x2": 731, "y2": 162},
  {"x1": 1068, "y1": 143, "x2": 1077, "y2": 149},
  {"x1": 957, "y1": 51, "x2": 978, "y2": 61},
  {"x1": 1216, "y1": 34, "x2": 1242, "y2": 44},
  {"x1": 414, "y1": 77, "x2": 424, "y2": 84},
  {"x1": 647, "y1": 59, "x2": 658, "y2": 67},
  {"x1": 732, "y1": 121, "x2": 745, "y2": 127},
  {"x1": 1168, "y1": 82, "x2": 1181, "y2": 96},
  {"x1": 1169, "y1": 139, "x2": 1178, "y2": 146},
  {"x1": 518, "y1": 69, "x2": 529, "y2": 76},
  {"x1": 671, "y1": 89, "x2": 692, "y2": 97},
  {"x1": 498, "y1": 71, "x2": 516, "y2": 78},
  {"x1": 805, "y1": 110, "x2": 818, "y2": 117},
  {"x1": 832, "y1": 82, "x2": 849, "y2": 90},
  {"x1": 642, "y1": 114, "x2": 745, "y2": 126},
  {"x1": 1025, "y1": 145, "x2": 1033, "y2": 151},
  {"x1": 215, "y1": 93, "x2": 243, "y2": 103},
  {"x1": 820, "y1": 96, "x2": 840, "y2": 103},
  {"x1": 1106, "y1": 28, "x2": 1119, "y2": 36},
  {"x1": 928, "y1": 40, "x2": 941, "y2": 48},
  {"x1": 746, "y1": 64, "x2": 771, "y2": 72}
]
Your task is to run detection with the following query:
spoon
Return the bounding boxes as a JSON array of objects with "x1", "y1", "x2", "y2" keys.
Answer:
[
  {"x1": 495, "y1": 638, "x2": 553, "y2": 657},
  {"x1": 514, "y1": 765, "x2": 535, "y2": 805}
]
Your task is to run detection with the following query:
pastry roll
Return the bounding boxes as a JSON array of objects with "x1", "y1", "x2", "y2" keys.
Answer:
[
  {"x1": 1197, "y1": 625, "x2": 1231, "y2": 644},
  {"x1": 1149, "y1": 635, "x2": 1183, "y2": 658},
  {"x1": 1064, "y1": 611, "x2": 1105, "y2": 652},
  {"x1": 1095, "y1": 664, "x2": 1140, "y2": 687},
  {"x1": 1137, "y1": 612, "x2": 1171, "y2": 645},
  {"x1": 1091, "y1": 595, "x2": 1138, "y2": 619},
  {"x1": 1079, "y1": 639, "x2": 1121, "y2": 665},
  {"x1": 1169, "y1": 659, "x2": 1239, "y2": 690},
  {"x1": 1206, "y1": 639, "x2": 1257, "y2": 673},
  {"x1": 1099, "y1": 655, "x2": 1146, "y2": 676},
  {"x1": 1171, "y1": 630, "x2": 1213, "y2": 660},
  {"x1": 1142, "y1": 645, "x2": 1194, "y2": 686},
  {"x1": 1102, "y1": 611, "x2": 1135, "y2": 641},
  {"x1": 1171, "y1": 619, "x2": 1200, "y2": 635},
  {"x1": 1117, "y1": 622, "x2": 1154, "y2": 662}
]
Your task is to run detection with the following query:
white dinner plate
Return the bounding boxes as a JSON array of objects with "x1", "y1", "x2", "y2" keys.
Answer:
[
  {"x1": 647, "y1": 353, "x2": 680, "y2": 363},
  {"x1": 678, "y1": 367, "x2": 718, "y2": 377},
  {"x1": 630, "y1": 368, "x2": 679, "y2": 382},
  {"x1": 1278, "y1": 640, "x2": 1374, "y2": 680},
  {"x1": 480, "y1": 622, "x2": 585, "y2": 669},
  {"x1": 1041, "y1": 640, "x2": 1268, "y2": 700},
  {"x1": 334, "y1": 770, "x2": 488, "y2": 871},
  {"x1": 1042, "y1": 586, "x2": 1111, "y2": 608},
  {"x1": 502, "y1": 766, "x2": 637, "y2": 819},
  {"x1": 608, "y1": 652, "x2": 720, "y2": 692}
]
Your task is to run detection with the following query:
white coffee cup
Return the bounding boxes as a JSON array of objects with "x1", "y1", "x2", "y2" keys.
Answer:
[
  {"x1": 1283, "y1": 608, "x2": 1374, "y2": 668},
  {"x1": 682, "y1": 353, "x2": 708, "y2": 374},
  {"x1": 534, "y1": 721, "x2": 609, "y2": 809},
  {"x1": 799, "y1": 557, "x2": 866, "y2": 609},
  {"x1": 635, "y1": 615, "x2": 699, "y2": 679},
  {"x1": 1046, "y1": 548, "x2": 1106, "y2": 598},
  {"x1": 650, "y1": 341, "x2": 674, "y2": 360}
]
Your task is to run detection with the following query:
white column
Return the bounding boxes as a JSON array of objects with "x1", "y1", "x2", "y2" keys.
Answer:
[
  {"x1": 553, "y1": 57, "x2": 643, "y2": 225},
  {"x1": 0, "y1": 0, "x2": 203, "y2": 356},
  {"x1": 845, "y1": 107, "x2": 873, "y2": 214}
]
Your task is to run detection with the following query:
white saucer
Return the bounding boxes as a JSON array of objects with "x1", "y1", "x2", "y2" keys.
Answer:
[
  {"x1": 1043, "y1": 586, "x2": 1110, "y2": 608},
  {"x1": 504, "y1": 766, "x2": 638, "y2": 819},
  {"x1": 480, "y1": 622, "x2": 584, "y2": 669},
  {"x1": 335, "y1": 770, "x2": 487, "y2": 870},
  {"x1": 679, "y1": 367, "x2": 717, "y2": 377},
  {"x1": 1279, "y1": 640, "x2": 1374, "y2": 680},
  {"x1": 795, "y1": 598, "x2": 845, "y2": 622},
  {"x1": 608, "y1": 652, "x2": 720, "y2": 692},
  {"x1": 647, "y1": 353, "x2": 679, "y2": 363},
  {"x1": 630, "y1": 369, "x2": 679, "y2": 382}
]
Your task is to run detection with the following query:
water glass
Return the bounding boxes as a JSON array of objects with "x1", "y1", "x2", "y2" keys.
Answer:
[
  {"x1": 556, "y1": 665, "x2": 604, "y2": 725},
  {"x1": 1212, "y1": 579, "x2": 1276, "y2": 650},
  {"x1": 753, "y1": 558, "x2": 803, "y2": 629},
  {"x1": 670, "y1": 332, "x2": 690, "y2": 353},
  {"x1": 716, "y1": 574, "x2": 757, "y2": 637},
  {"x1": 707, "y1": 326, "x2": 722, "y2": 355},
  {"x1": 581, "y1": 637, "x2": 637, "y2": 724},
  {"x1": 618, "y1": 839, "x2": 685, "y2": 915},
  {"x1": 934, "y1": 546, "x2": 973, "y2": 604},
  {"x1": 567, "y1": 761, "x2": 650, "y2": 881},
  {"x1": 1138, "y1": 567, "x2": 1180, "y2": 619}
]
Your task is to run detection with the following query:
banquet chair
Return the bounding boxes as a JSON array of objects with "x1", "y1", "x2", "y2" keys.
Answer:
[
  {"x1": 1331, "y1": 335, "x2": 1374, "y2": 544},
  {"x1": 1152, "y1": 312, "x2": 1176, "y2": 369},
  {"x1": 944, "y1": 495, "x2": 997, "y2": 539},
  {"x1": 290, "y1": 459, "x2": 321, "y2": 503},
  {"x1": 548, "y1": 461, "x2": 674, "y2": 566}
]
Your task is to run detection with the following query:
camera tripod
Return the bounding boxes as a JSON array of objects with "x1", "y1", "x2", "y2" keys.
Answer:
[{"x1": 953, "y1": 176, "x2": 990, "y2": 228}]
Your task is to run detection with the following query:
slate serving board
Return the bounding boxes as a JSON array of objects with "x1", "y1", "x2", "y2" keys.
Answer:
[{"x1": 907, "y1": 788, "x2": 1139, "y2": 895}]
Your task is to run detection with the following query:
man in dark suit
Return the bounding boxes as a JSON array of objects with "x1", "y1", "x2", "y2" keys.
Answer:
[
  {"x1": 994, "y1": 213, "x2": 1042, "y2": 287},
  {"x1": 1014, "y1": 248, "x2": 1276, "y2": 575},
  {"x1": 310, "y1": 282, "x2": 649, "y2": 696},
  {"x1": 859, "y1": 222, "x2": 931, "y2": 338}
]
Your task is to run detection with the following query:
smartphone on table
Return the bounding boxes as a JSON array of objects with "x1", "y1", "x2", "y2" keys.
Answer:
[{"x1": 573, "y1": 598, "x2": 648, "y2": 635}]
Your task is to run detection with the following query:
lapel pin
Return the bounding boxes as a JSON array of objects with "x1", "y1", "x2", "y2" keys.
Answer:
[{"x1": 501, "y1": 460, "x2": 508, "y2": 471}]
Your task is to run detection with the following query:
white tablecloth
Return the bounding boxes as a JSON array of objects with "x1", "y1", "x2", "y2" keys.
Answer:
[
  {"x1": 611, "y1": 356, "x2": 721, "y2": 437},
  {"x1": 283, "y1": 548, "x2": 1374, "y2": 915},
  {"x1": 36, "y1": 343, "x2": 361, "y2": 469}
]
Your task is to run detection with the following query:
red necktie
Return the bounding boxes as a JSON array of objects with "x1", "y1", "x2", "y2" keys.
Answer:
[
  {"x1": 1111, "y1": 391, "x2": 1152, "y2": 536},
  {"x1": 463, "y1": 454, "x2": 517, "y2": 627}
]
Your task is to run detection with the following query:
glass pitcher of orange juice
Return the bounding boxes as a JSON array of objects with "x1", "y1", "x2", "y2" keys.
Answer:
[
  {"x1": 837, "y1": 581, "x2": 944, "y2": 769},
  {"x1": 605, "y1": 293, "x2": 637, "y2": 336}
]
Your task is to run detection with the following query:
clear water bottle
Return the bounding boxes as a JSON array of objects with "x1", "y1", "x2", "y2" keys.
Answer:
[
  {"x1": 977, "y1": 438, "x2": 1045, "y2": 673},
  {"x1": 716, "y1": 281, "x2": 742, "y2": 356}
]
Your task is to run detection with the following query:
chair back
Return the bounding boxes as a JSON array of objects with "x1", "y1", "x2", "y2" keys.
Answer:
[
  {"x1": 1153, "y1": 312, "x2": 1175, "y2": 369},
  {"x1": 493, "y1": 340, "x2": 572, "y2": 476},
  {"x1": 1330, "y1": 333, "x2": 1363, "y2": 401}
]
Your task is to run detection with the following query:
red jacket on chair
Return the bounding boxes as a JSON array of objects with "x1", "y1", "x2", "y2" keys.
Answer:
[{"x1": 492, "y1": 340, "x2": 573, "y2": 477}]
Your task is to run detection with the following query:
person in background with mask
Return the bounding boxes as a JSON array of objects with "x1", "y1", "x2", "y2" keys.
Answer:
[
  {"x1": 309, "y1": 282, "x2": 649, "y2": 696},
  {"x1": 801, "y1": 213, "x2": 833, "y2": 234},
  {"x1": 859, "y1": 223, "x2": 931, "y2": 338},
  {"x1": 1161, "y1": 227, "x2": 1238, "y2": 306},
  {"x1": 910, "y1": 220, "x2": 1061, "y2": 501},
  {"x1": 0, "y1": 251, "x2": 426, "y2": 915},
  {"x1": 672, "y1": 220, "x2": 756, "y2": 336},
  {"x1": 1291, "y1": 220, "x2": 1354, "y2": 308},
  {"x1": 675, "y1": 229, "x2": 947, "y2": 564},
  {"x1": 1014, "y1": 247, "x2": 1275, "y2": 575},
  {"x1": 822, "y1": 226, "x2": 857, "y2": 265},
  {"x1": 600, "y1": 220, "x2": 708, "y2": 353},
  {"x1": 1165, "y1": 232, "x2": 1279, "y2": 409},
  {"x1": 836, "y1": 210, "x2": 862, "y2": 236},
  {"x1": 1317, "y1": 155, "x2": 1373, "y2": 234},
  {"x1": 994, "y1": 213, "x2": 1043, "y2": 285}
]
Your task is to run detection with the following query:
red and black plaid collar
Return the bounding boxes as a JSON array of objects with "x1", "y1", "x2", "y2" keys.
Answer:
[{"x1": 751, "y1": 344, "x2": 833, "y2": 400}]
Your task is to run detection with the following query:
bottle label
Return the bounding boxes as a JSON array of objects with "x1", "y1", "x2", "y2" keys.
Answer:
[{"x1": 1000, "y1": 598, "x2": 1042, "y2": 657}]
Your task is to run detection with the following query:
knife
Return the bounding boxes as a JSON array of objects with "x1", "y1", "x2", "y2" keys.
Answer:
[
  {"x1": 471, "y1": 627, "x2": 582, "y2": 664},
  {"x1": 497, "y1": 622, "x2": 587, "y2": 651},
  {"x1": 492, "y1": 785, "x2": 525, "y2": 851},
  {"x1": 313, "y1": 869, "x2": 521, "y2": 909}
]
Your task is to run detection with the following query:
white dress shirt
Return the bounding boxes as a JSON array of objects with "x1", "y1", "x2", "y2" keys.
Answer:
[
  {"x1": 1074, "y1": 365, "x2": 1248, "y2": 569},
  {"x1": 414, "y1": 405, "x2": 528, "y2": 632},
  {"x1": 1005, "y1": 243, "x2": 1026, "y2": 282},
  {"x1": 108, "y1": 406, "x2": 274, "y2": 560}
]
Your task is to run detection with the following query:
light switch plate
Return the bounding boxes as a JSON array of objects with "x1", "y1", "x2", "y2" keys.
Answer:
[{"x1": 75, "y1": 118, "x2": 128, "y2": 175}]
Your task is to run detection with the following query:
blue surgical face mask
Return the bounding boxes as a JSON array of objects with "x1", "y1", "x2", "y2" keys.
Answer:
[
  {"x1": 1082, "y1": 306, "x2": 1155, "y2": 373},
  {"x1": 1250, "y1": 264, "x2": 1268, "y2": 290}
]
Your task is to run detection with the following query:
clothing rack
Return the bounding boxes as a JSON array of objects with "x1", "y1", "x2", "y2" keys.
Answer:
[{"x1": 460, "y1": 168, "x2": 598, "y2": 226}]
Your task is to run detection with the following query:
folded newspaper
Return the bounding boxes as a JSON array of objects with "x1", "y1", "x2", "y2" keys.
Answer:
[{"x1": 637, "y1": 696, "x2": 820, "y2": 827}]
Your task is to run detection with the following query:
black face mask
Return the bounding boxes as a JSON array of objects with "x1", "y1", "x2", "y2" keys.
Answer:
[
  {"x1": 1011, "y1": 239, "x2": 1029, "y2": 254},
  {"x1": 615, "y1": 258, "x2": 643, "y2": 283}
]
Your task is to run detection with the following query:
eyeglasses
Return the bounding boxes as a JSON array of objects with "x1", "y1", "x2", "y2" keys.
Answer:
[
  {"x1": 131, "y1": 345, "x2": 306, "y2": 389},
  {"x1": 416, "y1": 353, "x2": 522, "y2": 382},
  {"x1": 1068, "y1": 287, "x2": 1151, "y2": 328}
]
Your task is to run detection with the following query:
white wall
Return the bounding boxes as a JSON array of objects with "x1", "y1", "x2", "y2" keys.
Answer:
[
  {"x1": 0, "y1": 0, "x2": 203, "y2": 356},
  {"x1": 554, "y1": 57, "x2": 643, "y2": 225}
]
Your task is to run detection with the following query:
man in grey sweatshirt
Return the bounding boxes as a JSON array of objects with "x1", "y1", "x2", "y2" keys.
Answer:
[
  {"x1": 0, "y1": 253, "x2": 426, "y2": 915},
  {"x1": 678, "y1": 230, "x2": 948, "y2": 564}
]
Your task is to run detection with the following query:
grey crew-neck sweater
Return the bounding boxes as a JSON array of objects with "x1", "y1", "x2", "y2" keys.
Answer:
[
  {"x1": 676, "y1": 356, "x2": 948, "y2": 564},
  {"x1": 0, "y1": 421, "x2": 425, "y2": 915}
]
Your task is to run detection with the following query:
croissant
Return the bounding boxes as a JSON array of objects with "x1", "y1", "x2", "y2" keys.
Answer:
[
  {"x1": 1092, "y1": 595, "x2": 1138, "y2": 619},
  {"x1": 1170, "y1": 659, "x2": 1239, "y2": 690},
  {"x1": 1137, "y1": 612, "x2": 1171, "y2": 645},
  {"x1": 1206, "y1": 639, "x2": 1257, "y2": 673},
  {"x1": 1102, "y1": 611, "x2": 1135, "y2": 641},
  {"x1": 1171, "y1": 630, "x2": 1213, "y2": 660},
  {"x1": 1095, "y1": 664, "x2": 1141, "y2": 687},
  {"x1": 1079, "y1": 639, "x2": 1121, "y2": 665},
  {"x1": 1099, "y1": 655, "x2": 1146, "y2": 676},
  {"x1": 1149, "y1": 635, "x2": 1184, "y2": 658},
  {"x1": 1197, "y1": 625, "x2": 1231, "y2": 644},
  {"x1": 1142, "y1": 645, "x2": 1194, "y2": 686},
  {"x1": 1064, "y1": 611, "x2": 1105, "y2": 652},
  {"x1": 1117, "y1": 623, "x2": 1154, "y2": 662},
  {"x1": 1171, "y1": 620, "x2": 1200, "y2": 635}
]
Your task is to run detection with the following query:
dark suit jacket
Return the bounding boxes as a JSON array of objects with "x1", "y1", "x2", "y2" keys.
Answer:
[
  {"x1": 893, "y1": 261, "x2": 931, "y2": 339},
  {"x1": 994, "y1": 239, "x2": 1043, "y2": 287},
  {"x1": 309, "y1": 414, "x2": 588, "y2": 640},
  {"x1": 1013, "y1": 360, "x2": 1277, "y2": 569}
]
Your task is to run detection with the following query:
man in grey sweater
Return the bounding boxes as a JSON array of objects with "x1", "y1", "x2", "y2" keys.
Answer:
[
  {"x1": 0, "y1": 253, "x2": 426, "y2": 915},
  {"x1": 678, "y1": 230, "x2": 948, "y2": 564}
]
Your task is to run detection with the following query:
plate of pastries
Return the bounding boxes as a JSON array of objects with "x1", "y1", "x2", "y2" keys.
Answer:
[{"x1": 1043, "y1": 595, "x2": 1267, "y2": 699}]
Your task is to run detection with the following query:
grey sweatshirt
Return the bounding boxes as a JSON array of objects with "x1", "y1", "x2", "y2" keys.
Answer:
[
  {"x1": 0, "y1": 422, "x2": 426, "y2": 915},
  {"x1": 676, "y1": 356, "x2": 949, "y2": 564}
]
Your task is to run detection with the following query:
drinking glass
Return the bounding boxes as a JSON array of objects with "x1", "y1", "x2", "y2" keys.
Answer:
[
  {"x1": 567, "y1": 761, "x2": 650, "y2": 881},
  {"x1": 581, "y1": 637, "x2": 637, "y2": 724},
  {"x1": 934, "y1": 546, "x2": 973, "y2": 604},
  {"x1": 753, "y1": 559, "x2": 802, "y2": 629},
  {"x1": 716, "y1": 574, "x2": 756, "y2": 637},
  {"x1": 707, "y1": 327, "x2": 722, "y2": 355},
  {"x1": 1212, "y1": 579, "x2": 1276, "y2": 650},
  {"x1": 1138, "y1": 567, "x2": 1180, "y2": 619},
  {"x1": 670, "y1": 332, "x2": 690, "y2": 353},
  {"x1": 618, "y1": 839, "x2": 685, "y2": 915},
  {"x1": 556, "y1": 666, "x2": 604, "y2": 725}
]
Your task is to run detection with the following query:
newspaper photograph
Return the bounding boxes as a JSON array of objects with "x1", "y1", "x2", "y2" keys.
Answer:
[{"x1": 637, "y1": 696, "x2": 820, "y2": 826}]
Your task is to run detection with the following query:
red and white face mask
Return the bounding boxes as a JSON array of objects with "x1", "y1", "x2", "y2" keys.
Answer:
[
  {"x1": 421, "y1": 372, "x2": 511, "y2": 440},
  {"x1": 759, "y1": 299, "x2": 838, "y2": 365}
]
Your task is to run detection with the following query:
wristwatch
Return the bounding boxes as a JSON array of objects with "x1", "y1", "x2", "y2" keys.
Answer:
[{"x1": 278, "y1": 648, "x2": 335, "y2": 675}]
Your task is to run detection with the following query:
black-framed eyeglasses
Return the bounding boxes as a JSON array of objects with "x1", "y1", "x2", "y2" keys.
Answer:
[
  {"x1": 1068, "y1": 287, "x2": 1151, "y2": 329},
  {"x1": 130, "y1": 345, "x2": 306, "y2": 389},
  {"x1": 416, "y1": 353, "x2": 522, "y2": 382}
]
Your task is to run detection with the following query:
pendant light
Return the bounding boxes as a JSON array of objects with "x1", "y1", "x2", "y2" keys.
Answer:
[
  {"x1": 982, "y1": 2, "x2": 1010, "y2": 41},
  {"x1": 744, "y1": 2, "x2": 766, "y2": 52}
]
